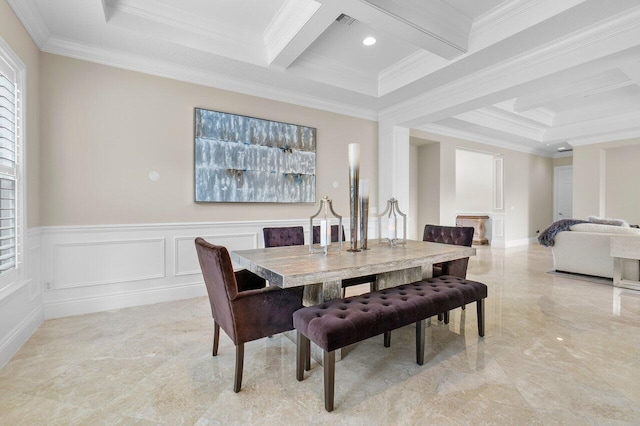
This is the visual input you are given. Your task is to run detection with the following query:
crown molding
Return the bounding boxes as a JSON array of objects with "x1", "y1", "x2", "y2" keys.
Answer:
[
  {"x1": 545, "y1": 110, "x2": 640, "y2": 143},
  {"x1": 553, "y1": 96, "x2": 640, "y2": 126},
  {"x1": 454, "y1": 108, "x2": 548, "y2": 141},
  {"x1": 417, "y1": 124, "x2": 553, "y2": 157},
  {"x1": 6, "y1": 0, "x2": 51, "y2": 49},
  {"x1": 568, "y1": 127, "x2": 640, "y2": 146},
  {"x1": 42, "y1": 37, "x2": 379, "y2": 121},
  {"x1": 379, "y1": 4, "x2": 640, "y2": 127}
]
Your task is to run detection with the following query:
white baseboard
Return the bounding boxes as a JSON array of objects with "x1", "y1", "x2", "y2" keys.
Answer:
[
  {"x1": 0, "y1": 306, "x2": 43, "y2": 369},
  {"x1": 492, "y1": 237, "x2": 537, "y2": 248}
]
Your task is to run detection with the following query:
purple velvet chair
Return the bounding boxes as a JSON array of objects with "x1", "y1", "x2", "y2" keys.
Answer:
[
  {"x1": 422, "y1": 224, "x2": 474, "y2": 323},
  {"x1": 263, "y1": 226, "x2": 305, "y2": 248},
  {"x1": 195, "y1": 237, "x2": 303, "y2": 392}
]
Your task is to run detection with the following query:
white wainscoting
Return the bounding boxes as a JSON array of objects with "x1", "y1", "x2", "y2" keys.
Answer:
[
  {"x1": 40, "y1": 219, "x2": 377, "y2": 319},
  {"x1": 0, "y1": 229, "x2": 44, "y2": 369}
]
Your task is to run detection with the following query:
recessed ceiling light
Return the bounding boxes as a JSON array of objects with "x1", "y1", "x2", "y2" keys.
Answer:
[
  {"x1": 558, "y1": 147, "x2": 566, "y2": 150},
  {"x1": 363, "y1": 36, "x2": 376, "y2": 46}
]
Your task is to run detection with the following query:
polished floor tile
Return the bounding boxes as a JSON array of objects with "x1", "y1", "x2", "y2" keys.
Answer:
[{"x1": 1, "y1": 244, "x2": 639, "y2": 424}]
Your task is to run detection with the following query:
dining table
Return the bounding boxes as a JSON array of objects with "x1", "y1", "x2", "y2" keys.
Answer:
[
  {"x1": 231, "y1": 239, "x2": 476, "y2": 306},
  {"x1": 231, "y1": 239, "x2": 476, "y2": 361}
]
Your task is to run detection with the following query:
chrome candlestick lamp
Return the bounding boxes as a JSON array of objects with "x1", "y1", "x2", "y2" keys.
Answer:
[
  {"x1": 378, "y1": 197, "x2": 407, "y2": 246},
  {"x1": 348, "y1": 143, "x2": 360, "y2": 252}
]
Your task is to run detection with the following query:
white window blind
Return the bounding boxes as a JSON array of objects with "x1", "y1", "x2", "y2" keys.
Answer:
[{"x1": 0, "y1": 56, "x2": 18, "y2": 275}]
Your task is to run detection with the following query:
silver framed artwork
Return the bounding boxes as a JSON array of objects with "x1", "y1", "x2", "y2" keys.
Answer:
[{"x1": 194, "y1": 108, "x2": 316, "y2": 203}]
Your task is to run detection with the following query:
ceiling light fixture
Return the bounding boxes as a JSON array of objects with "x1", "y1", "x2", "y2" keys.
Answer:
[{"x1": 363, "y1": 36, "x2": 376, "y2": 46}]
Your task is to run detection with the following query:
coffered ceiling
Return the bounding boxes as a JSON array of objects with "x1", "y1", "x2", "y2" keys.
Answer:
[{"x1": 8, "y1": 0, "x2": 640, "y2": 156}]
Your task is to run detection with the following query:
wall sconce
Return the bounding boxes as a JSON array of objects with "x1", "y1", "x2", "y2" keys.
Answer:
[
  {"x1": 309, "y1": 196, "x2": 343, "y2": 255},
  {"x1": 378, "y1": 197, "x2": 406, "y2": 246}
]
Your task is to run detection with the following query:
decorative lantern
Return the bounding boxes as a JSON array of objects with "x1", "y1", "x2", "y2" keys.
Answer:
[
  {"x1": 309, "y1": 196, "x2": 343, "y2": 255},
  {"x1": 378, "y1": 197, "x2": 406, "y2": 246}
]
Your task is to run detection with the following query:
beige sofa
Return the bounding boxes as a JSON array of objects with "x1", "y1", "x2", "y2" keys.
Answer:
[{"x1": 552, "y1": 223, "x2": 640, "y2": 278}]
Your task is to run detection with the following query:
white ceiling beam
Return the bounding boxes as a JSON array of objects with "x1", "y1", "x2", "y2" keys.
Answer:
[
  {"x1": 264, "y1": 0, "x2": 340, "y2": 70},
  {"x1": 316, "y1": 0, "x2": 471, "y2": 59},
  {"x1": 379, "y1": 1, "x2": 640, "y2": 128},
  {"x1": 513, "y1": 68, "x2": 634, "y2": 112}
]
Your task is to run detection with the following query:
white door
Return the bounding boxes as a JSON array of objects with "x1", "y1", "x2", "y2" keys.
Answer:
[{"x1": 554, "y1": 166, "x2": 573, "y2": 221}]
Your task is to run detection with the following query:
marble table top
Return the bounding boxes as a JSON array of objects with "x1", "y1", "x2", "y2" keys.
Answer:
[{"x1": 231, "y1": 240, "x2": 476, "y2": 288}]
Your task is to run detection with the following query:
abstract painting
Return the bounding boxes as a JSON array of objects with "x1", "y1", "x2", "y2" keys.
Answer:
[{"x1": 194, "y1": 108, "x2": 316, "y2": 203}]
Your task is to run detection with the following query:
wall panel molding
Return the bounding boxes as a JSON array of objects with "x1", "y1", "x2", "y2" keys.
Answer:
[{"x1": 40, "y1": 219, "x2": 326, "y2": 319}]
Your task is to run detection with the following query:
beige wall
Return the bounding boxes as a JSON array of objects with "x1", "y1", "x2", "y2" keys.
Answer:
[
  {"x1": 553, "y1": 156, "x2": 573, "y2": 167},
  {"x1": 411, "y1": 130, "x2": 554, "y2": 241},
  {"x1": 1, "y1": 0, "x2": 40, "y2": 228},
  {"x1": 606, "y1": 144, "x2": 640, "y2": 224},
  {"x1": 40, "y1": 54, "x2": 378, "y2": 226},
  {"x1": 573, "y1": 138, "x2": 640, "y2": 221},
  {"x1": 455, "y1": 149, "x2": 493, "y2": 213},
  {"x1": 414, "y1": 141, "x2": 440, "y2": 234}
]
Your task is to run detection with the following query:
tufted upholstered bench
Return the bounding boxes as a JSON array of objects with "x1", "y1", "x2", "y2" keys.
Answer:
[{"x1": 293, "y1": 276, "x2": 487, "y2": 411}]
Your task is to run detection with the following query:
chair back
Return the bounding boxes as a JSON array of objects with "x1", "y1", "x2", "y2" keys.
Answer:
[
  {"x1": 423, "y1": 225, "x2": 474, "y2": 278},
  {"x1": 312, "y1": 225, "x2": 345, "y2": 244},
  {"x1": 263, "y1": 226, "x2": 304, "y2": 248},
  {"x1": 195, "y1": 237, "x2": 238, "y2": 341}
]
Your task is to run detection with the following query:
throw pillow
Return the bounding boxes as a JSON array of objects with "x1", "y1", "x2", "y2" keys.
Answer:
[{"x1": 587, "y1": 216, "x2": 630, "y2": 227}]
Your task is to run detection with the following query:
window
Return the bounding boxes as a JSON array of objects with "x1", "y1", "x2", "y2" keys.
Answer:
[{"x1": 0, "y1": 37, "x2": 24, "y2": 294}]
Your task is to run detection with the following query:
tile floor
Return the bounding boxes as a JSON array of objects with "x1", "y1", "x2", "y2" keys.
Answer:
[{"x1": 1, "y1": 244, "x2": 640, "y2": 424}]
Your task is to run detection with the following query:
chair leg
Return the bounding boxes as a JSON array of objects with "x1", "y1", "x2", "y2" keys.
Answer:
[
  {"x1": 305, "y1": 338, "x2": 311, "y2": 371},
  {"x1": 416, "y1": 319, "x2": 425, "y2": 365},
  {"x1": 324, "y1": 350, "x2": 336, "y2": 412},
  {"x1": 477, "y1": 299, "x2": 485, "y2": 337},
  {"x1": 443, "y1": 311, "x2": 450, "y2": 324},
  {"x1": 212, "y1": 321, "x2": 220, "y2": 356},
  {"x1": 297, "y1": 331, "x2": 310, "y2": 381},
  {"x1": 384, "y1": 331, "x2": 391, "y2": 347},
  {"x1": 233, "y1": 343, "x2": 244, "y2": 393}
]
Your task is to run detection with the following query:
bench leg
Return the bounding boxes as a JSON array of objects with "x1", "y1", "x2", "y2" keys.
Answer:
[
  {"x1": 324, "y1": 350, "x2": 336, "y2": 412},
  {"x1": 477, "y1": 299, "x2": 485, "y2": 337},
  {"x1": 384, "y1": 331, "x2": 391, "y2": 347},
  {"x1": 416, "y1": 319, "x2": 425, "y2": 365},
  {"x1": 234, "y1": 343, "x2": 244, "y2": 393},
  {"x1": 297, "y1": 331, "x2": 310, "y2": 381},
  {"x1": 437, "y1": 313, "x2": 443, "y2": 322},
  {"x1": 443, "y1": 311, "x2": 450, "y2": 324}
]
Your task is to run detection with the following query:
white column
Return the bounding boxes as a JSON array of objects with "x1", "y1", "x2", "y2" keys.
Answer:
[{"x1": 378, "y1": 122, "x2": 410, "y2": 231}]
